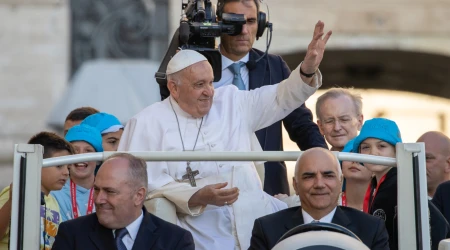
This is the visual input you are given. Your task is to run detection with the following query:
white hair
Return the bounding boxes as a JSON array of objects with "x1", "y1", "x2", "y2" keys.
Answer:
[
  {"x1": 167, "y1": 71, "x2": 183, "y2": 86},
  {"x1": 316, "y1": 88, "x2": 363, "y2": 121}
]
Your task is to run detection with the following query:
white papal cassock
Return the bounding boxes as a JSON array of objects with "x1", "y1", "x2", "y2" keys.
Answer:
[{"x1": 118, "y1": 63, "x2": 322, "y2": 250}]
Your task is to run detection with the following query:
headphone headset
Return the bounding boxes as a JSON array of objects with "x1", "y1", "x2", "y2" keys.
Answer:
[
  {"x1": 216, "y1": 0, "x2": 269, "y2": 40},
  {"x1": 255, "y1": 10, "x2": 267, "y2": 39}
]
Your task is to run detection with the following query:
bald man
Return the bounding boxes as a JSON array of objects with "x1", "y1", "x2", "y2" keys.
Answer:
[
  {"x1": 249, "y1": 148, "x2": 389, "y2": 250},
  {"x1": 53, "y1": 153, "x2": 194, "y2": 250},
  {"x1": 417, "y1": 131, "x2": 450, "y2": 197}
]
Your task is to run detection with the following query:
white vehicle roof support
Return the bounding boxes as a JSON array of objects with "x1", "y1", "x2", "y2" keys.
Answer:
[
  {"x1": 397, "y1": 143, "x2": 430, "y2": 250},
  {"x1": 10, "y1": 144, "x2": 42, "y2": 250}
]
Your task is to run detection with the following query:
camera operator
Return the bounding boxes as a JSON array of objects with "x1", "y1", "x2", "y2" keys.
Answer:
[{"x1": 214, "y1": 0, "x2": 327, "y2": 196}]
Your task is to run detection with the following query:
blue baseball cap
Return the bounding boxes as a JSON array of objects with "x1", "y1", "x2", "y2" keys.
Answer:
[
  {"x1": 340, "y1": 139, "x2": 355, "y2": 165},
  {"x1": 65, "y1": 124, "x2": 103, "y2": 152},
  {"x1": 340, "y1": 138, "x2": 360, "y2": 166},
  {"x1": 352, "y1": 118, "x2": 402, "y2": 153},
  {"x1": 342, "y1": 139, "x2": 355, "y2": 153},
  {"x1": 81, "y1": 112, "x2": 123, "y2": 135},
  {"x1": 341, "y1": 138, "x2": 365, "y2": 166}
]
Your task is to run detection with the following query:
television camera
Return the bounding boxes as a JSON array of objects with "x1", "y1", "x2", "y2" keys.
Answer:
[{"x1": 155, "y1": 0, "x2": 246, "y2": 99}]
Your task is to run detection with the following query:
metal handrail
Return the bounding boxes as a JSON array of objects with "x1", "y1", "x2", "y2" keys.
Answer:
[{"x1": 42, "y1": 151, "x2": 397, "y2": 167}]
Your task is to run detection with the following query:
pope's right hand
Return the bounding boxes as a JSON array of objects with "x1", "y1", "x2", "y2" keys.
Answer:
[{"x1": 188, "y1": 182, "x2": 239, "y2": 207}]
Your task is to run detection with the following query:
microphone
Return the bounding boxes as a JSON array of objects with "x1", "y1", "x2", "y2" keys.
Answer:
[
  {"x1": 179, "y1": 21, "x2": 190, "y2": 45},
  {"x1": 245, "y1": 48, "x2": 268, "y2": 71},
  {"x1": 246, "y1": 60, "x2": 257, "y2": 71},
  {"x1": 179, "y1": 8, "x2": 190, "y2": 45}
]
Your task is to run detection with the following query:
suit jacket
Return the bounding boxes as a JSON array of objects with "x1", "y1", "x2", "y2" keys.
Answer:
[
  {"x1": 428, "y1": 201, "x2": 450, "y2": 250},
  {"x1": 249, "y1": 206, "x2": 390, "y2": 250},
  {"x1": 432, "y1": 180, "x2": 450, "y2": 224},
  {"x1": 52, "y1": 208, "x2": 195, "y2": 250},
  {"x1": 248, "y1": 49, "x2": 327, "y2": 195},
  {"x1": 368, "y1": 167, "x2": 397, "y2": 250}
]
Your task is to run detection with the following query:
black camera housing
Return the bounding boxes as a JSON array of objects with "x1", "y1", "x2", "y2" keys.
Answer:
[{"x1": 155, "y1": 0, "x2": 246, "y2": 100}]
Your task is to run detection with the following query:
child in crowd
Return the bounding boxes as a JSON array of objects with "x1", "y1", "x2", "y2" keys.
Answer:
[
  {"x1": 81, "y1": 112, "x2": 124, "y2": 151},
  {"x1": 352, "y1": 118, "x2": 449, "y2": 250},
  {"x1": 0, "y1": 132, "x2": 74, "y2": 250},
  {"x1": 63, "y1": 106, "x2": 99, "y2": 136},
  {"x1": 52, "y1": 124, "x2": 103, "y2": 222},
  {"x1": 340, "y1": 139, "x2": 373, "y2": 211},
  {"x1": 351, "y1": 118, "x2": 404, "y2": 250}
]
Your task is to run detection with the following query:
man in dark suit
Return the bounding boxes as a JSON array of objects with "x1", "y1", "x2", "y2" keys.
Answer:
[
  {"x1": 214, "y1": 0, "x2": 327, "y2": 196},
  {"x1": 433, "y1": 180, "x2": 450, "y2": 224},
  {"x1": 249, "y1": 148, "x2": 389, "y2": 250},
  {"x1": 53, "y1": 153, "x2": 195, "y2": 250}
]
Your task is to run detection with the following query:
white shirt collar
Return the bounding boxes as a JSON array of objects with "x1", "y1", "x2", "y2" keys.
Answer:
[
  {"x1": 113, "y1": 211, "x2": 144, "y2": 241},
  {"x1": 126, "y1": 211, "x2": 144, "y2": 241},
  {"x1": 301, "y1": 207, "x2": 337, "y2": 224},
  {"x1": 219, "y1": 46, "x2": 250, "y2": 70}
]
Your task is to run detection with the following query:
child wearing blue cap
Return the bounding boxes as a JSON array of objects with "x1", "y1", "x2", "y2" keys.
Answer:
[
  {"x1": 351, "y1": 118, "x2": 401, "y2": 250},
  {"x1": 52, "y1": 124, "x2": 103, "y2": 222},
  {"x1": 352, "y1": 118, "x2": 450, "y2": 250},
  {"x1": 81, "y1": 112, "x2": 124, "y2": 151}
]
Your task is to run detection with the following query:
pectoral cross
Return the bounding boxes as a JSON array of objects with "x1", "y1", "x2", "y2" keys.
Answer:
[{"x1": 182, "y1": 162, "x2": 199, "y2": 187}]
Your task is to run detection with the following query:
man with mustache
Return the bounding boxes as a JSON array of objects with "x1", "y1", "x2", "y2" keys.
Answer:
[
  {"x1": 214, "y1": 0, "x2": 327, "y2": 196},
  {"x1": 249, "y1": 148, "x2": 389, "y2": 250},
  {"x1": 118, "y1": 20, "x2": 331, "y2": 249},
  {"x1": 53, "y1": 153, "x2": 194, "y2": 250}
]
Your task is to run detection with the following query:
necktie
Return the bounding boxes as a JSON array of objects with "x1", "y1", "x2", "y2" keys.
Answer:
[
  {"x1": 311, "y1": 220, "x2": 320, "y2": 223},
  {"x1": 115, "y1": 228, "x2": 128, "y2": 250},
  {"x1": 228, "y1": 62, "x2": 246, "y2": 90}
]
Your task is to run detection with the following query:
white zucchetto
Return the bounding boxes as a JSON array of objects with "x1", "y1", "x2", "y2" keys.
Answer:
[{"x1": 166, "y1": 50, "x2": 208, "y2": 75}]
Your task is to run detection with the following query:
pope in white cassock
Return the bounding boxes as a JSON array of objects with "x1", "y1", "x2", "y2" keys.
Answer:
[{"x1": 118, "y1": 21, "x2": 332, "y2": 250}]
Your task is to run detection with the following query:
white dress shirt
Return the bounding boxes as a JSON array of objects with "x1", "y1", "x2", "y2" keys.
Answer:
[
  {"x1": 113, "y1": 211, "x2": 144, "y2": 250},
  {"x1": 302, "y1": 207, "x2": 337, "y2": 224},
  {"x1": 214, "y1": 52, "x2": 250, "y2": 90}
]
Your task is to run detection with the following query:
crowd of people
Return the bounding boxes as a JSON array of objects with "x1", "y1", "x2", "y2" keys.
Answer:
[{"x1": 1, "y1": 0, "x2": 450, "y2": 249}]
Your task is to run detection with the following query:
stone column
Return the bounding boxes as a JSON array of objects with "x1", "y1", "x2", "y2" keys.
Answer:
[{"x1": 0, "y1": 0, "x2": 69, "y2": 187}]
